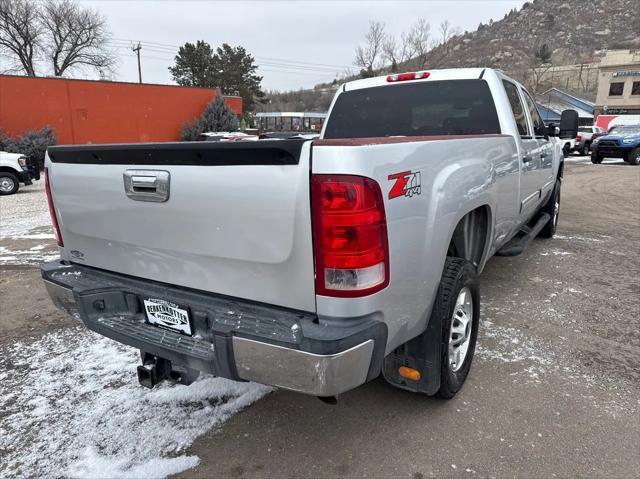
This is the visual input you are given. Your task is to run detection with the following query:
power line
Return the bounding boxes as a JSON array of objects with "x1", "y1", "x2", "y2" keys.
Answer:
[{"x1": 106, "y1": 39, "x2": 352, "y2": 70}]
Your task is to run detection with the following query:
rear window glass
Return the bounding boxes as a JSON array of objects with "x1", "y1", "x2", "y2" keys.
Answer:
[{"x1": 323, "y1": 80, "x2": 500, "y2": 139}]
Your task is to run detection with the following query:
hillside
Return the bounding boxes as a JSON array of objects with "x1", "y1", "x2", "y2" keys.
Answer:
[
  {"x1": 261, "y1": 0, "x2": 639, "y2": 112},
  {"x1": 421, "y1": 0, "x2": 638, "y2": 82}
]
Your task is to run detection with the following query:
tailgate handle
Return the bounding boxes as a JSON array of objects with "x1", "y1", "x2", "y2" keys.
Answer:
[{"x1": 123, "y1": 170, "x2": 170, "y2": 202}]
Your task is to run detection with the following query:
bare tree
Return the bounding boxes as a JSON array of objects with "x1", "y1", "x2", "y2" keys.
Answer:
[
  {"x1": 438, "y1": 19, "x2": 461, "y2": 55},
  {"x1": 354, "y1": 20, "x2": 385, "y2": 77},
  {"x1": 528, "y1": 42, "x2": 553, "y2": 93},
  {"x1": 383, "y1": 32, "x2": 414, "y2": 72},
  {"x1": 439, "y1": 20, "x2": 461, "y2": 44},
  {"x1": 408, "y1": 18, "x2": 431, "y2": 69},
  {"x1": 41, "y1": 0, "x2": 115, "y2": 76},
  {"x1": 0, "y1": 0, "x2": 42, "y2": 76}
]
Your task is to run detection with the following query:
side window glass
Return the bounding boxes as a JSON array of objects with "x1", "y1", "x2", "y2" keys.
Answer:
[
  {"x1": 522, "y1": 90, "x2": 546, "y2": 138},
  {"x1": 502, "y1": 80, "x2": 529, "y2": 137}
]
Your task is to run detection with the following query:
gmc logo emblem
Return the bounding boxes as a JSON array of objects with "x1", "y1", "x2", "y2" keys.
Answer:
[{"x1": 388, "y1": 170, "x2": 421, "y2": 199}]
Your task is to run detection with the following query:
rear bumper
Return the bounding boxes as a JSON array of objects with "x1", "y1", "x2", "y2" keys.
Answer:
[{"x1": 41, "y1": 260, "x2": 386, "y2": 396}]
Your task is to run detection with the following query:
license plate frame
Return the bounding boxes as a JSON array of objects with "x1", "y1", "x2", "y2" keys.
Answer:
[{"x1": 143, "y1": 297, "x2": 193, "y2": 336}]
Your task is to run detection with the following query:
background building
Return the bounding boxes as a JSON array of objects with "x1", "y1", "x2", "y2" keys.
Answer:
[
  {"x1": 594, "y1": 50, "x2": 640, "y2": 116},
  {"x1": 255, "y1": 112, "x2": 327, "y2": 132},
  {"x1": 535, "y1": 88, "x2": 595, "y2": 126},
  {"x1": 0, "y1": 75, "x2": 242, "y2": 145}
]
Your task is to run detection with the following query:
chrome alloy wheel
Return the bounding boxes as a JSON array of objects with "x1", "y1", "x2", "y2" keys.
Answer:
[
  {"x1": 553, "y1": 192, "x2": 560, "y2": 228},
  {"x1": 448, "y1": 287, "x2": 473, "y2": 372},
  {"x1": 0, "y1": 177, "x2": 16, "y2": 193}
]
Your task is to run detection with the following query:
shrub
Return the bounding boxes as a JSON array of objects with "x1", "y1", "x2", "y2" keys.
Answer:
[
  {"x1": 0, "y1": 127, "x2": 57, "y2": 167},
  {"x1": 180, "y1": 95, "x2": 239, "y2": 141}
]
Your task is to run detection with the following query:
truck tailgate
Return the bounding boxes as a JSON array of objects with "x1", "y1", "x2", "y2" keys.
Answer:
[{"x1": 46, "y1": 140, "x2": 316, "y2": 312}]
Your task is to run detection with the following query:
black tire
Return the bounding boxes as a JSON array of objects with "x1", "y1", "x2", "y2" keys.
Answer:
[
  {"x1": 0, "y1": 172, "x2": 19, "y2": 195},
  {"x1": 435, "y1": 258, "x2": 480, "y2": 399},
  {"x1": 591, "y1": 151, "x2": 603, "y2": 164},
  {"x1": 562, "y1": 144, "x2": 570, "y2": 158},
  {"x1": 579, "y1": 143, "x2": 588, "y2": 156},
  {"x1": 628, "y1": 147, "x2": 640, "y2": 166},
  {"x1": 539, "y1": 178, "x2": 561, "y2": 238}
]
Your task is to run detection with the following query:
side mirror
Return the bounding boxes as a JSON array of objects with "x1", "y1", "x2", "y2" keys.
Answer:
[
  {"x1": 559, "y1": 110, "x2": 579, "y2": 139},
  {"x1": 546, "y1": 122, "x2": 558, "y2": 137}
]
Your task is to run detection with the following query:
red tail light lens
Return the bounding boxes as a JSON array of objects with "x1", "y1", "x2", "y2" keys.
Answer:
[
  {"x1": 387, "y1": 71, "x2": 430, "y2": 82},
  {"x1": 44, "y1": 167, "x2": 64, "y2": 247},
  {"x1": 576, "y1": 134, "x2": 582, "y2": 142},
  {"x1": 311, "y1": 174, "x2": 389, "y2": 297}
]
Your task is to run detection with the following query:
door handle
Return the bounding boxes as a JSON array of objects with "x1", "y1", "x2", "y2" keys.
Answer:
[
  {"x1": 131, "y1": 175, "x2": 158, "y2": 191},
  {"x1": 522, "y1": 154, "x2": 534, "y2": 163},
  {"x1": 123, "y1": 170, "x2": 170, "y2": 202}
]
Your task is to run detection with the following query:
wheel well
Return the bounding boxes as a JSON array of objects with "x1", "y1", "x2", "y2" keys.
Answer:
[
  {"x1": 447, "y1": 206, "x2": 490, "y2": 268},
  {"x1": 558, "y1": 160, "x2": 564, "y2": 179},
  {"x1": 0, "y1": 166, "x2": 20, "y2": 175}
]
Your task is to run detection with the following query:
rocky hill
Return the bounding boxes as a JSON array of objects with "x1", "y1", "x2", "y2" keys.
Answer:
[
  {"x1": 421, "y1": 0, "x2": 639, "y2": 82},
  {"x1": 262, "y1": 0, "x2": 639, "y2": 112}
]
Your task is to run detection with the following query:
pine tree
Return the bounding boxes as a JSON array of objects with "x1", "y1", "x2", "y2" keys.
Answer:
[{"x1": 180, "y1": 95, "x2": 239, "y2": 141}]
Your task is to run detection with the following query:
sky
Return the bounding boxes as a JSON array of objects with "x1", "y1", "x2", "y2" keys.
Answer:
[{"x1": 80, "y1": 0, "x2": 526, "y2": 91}]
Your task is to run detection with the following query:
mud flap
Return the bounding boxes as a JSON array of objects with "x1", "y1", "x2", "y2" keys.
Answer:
[{"x1": 382, "y1": 311, "x2": 442, "y2": 396}]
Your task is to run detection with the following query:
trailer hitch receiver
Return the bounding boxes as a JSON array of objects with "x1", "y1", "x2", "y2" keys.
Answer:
[{"x1": 137, "y1": 352, "x2": 199, "y2": 389}]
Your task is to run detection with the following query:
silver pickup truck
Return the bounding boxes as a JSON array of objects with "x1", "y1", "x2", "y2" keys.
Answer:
[{"x1": 41, "y1": 68, "x2": 578, "y2": 400}]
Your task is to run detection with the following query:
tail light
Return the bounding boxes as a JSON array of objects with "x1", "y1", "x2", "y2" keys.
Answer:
[
  {"x1": 387, "y1": 71, "x2": 430, "y2": 82},
  {"x1": 576, "y1": 134, "x2": 582, "y2": 142},
  {"x1": 44, "y1": 167, "x2": 64, "y2": 247},
  {"x1": 311, "y1": 174, "x2": 389, "y2": 297}
]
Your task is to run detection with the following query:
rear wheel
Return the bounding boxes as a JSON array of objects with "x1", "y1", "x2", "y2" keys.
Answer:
[
  {"x1": 562, "y1": 143, "x2": 571, "y2": 158},
  {"x1": 435, "y1": 258, "x2": 480, "y2": 399},
  {"x1": 0, "y1": 172, "x2": 19, "y2": 195},
  {"x1": 628, "y1": 147, "x2": 640, "y2": 166},
  {"x1": 539, "y1": 179, "x2": 560, "y2": 238},
  {"x1": 579, "y1": 143, "x2": 589, "y2": 156}
]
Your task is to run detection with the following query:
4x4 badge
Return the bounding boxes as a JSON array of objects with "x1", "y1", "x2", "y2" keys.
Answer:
[{"x1": 388, "y1": 171, "x2": 421, "y2": 199}]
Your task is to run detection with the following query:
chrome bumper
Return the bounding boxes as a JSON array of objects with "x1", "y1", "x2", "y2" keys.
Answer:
[
  {"x1": 42, "y1": 271, "x2": 377, "y2": 397},
  {"x1": 233, "y1": 337, "x2": 375, "y2": 396}
]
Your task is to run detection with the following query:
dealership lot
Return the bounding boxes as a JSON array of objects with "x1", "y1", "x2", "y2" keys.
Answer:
[{"x1": 1, "y1": 158, "x2": 638, "y2": 478}]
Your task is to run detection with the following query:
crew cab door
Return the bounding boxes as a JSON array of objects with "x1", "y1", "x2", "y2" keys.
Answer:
[
  {"x1": 502, "y1": 80, "x2": 542, "y2": 217},
  {"x1": 521, "y1": 89, "x2": 555, "y2": 199}
]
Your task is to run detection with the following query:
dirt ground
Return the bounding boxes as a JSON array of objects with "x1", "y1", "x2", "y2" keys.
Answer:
[{"x1": 1, "y1": 158, "x2": 639, "y2": 478}]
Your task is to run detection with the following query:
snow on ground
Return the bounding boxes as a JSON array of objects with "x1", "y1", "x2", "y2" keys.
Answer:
[
  {"x1": 0, "y1": 327, "x2": 271, "y2": 479},
  {"x1": 0, "y1": 181, "x2": 53, "y2": 239},
  {"x1": 1, "y1": 181, "x2": 57, "y2": 265},
  {"x1": 0, "y1": 245, "x2": 58, "y2": 265}
]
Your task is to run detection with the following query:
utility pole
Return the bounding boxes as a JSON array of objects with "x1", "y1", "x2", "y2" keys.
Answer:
[{"x1": 132, "y1": 42, "x2": 142, "y2": 84}]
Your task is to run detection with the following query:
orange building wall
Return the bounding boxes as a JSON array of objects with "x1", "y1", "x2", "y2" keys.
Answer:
[{"x1": 0, "y1": 75, "x2": 243, "y2": 145}]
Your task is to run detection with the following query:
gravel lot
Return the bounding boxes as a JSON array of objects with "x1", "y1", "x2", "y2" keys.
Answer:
[{"x1": 0, "y1": 158, "x2": 638, "y2": 478}]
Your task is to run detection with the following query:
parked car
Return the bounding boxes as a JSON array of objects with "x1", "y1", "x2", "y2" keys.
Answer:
[
  {"x1": 0, "y1": 151, "x2": 38, "y2": 195},
  {"x1": 41, "y1": 68, "x2": 577, "y2": 400},
  {"x1": 591, "y1": 125, "x2": 640, "y2": 165},
  {"x1": 574, "y1": 125, "x2": 606, "y2": 155},
  {"x1": 196, "y1": 131, "x2": 260, "y2": 142}
]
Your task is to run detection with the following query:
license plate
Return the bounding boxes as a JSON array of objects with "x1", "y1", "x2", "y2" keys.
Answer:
[{"x1": 143, "y1": 298, "x2": 192, "y2": 335}]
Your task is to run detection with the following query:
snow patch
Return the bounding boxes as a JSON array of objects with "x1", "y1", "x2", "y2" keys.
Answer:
[
  {"x1": 0, "y1": 245, "x2": 58, "y2": 265},
  {"x1": 0, "y1": 327, "x2": 271, "y2": 479},
  {"x1": 0, "y1": 181, "x2": 53, "y2": 239}
]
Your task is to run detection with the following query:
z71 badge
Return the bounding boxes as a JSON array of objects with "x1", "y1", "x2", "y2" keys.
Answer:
[{"x1": 388, "y1": 170, "x2": 421, "y2": 199}]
